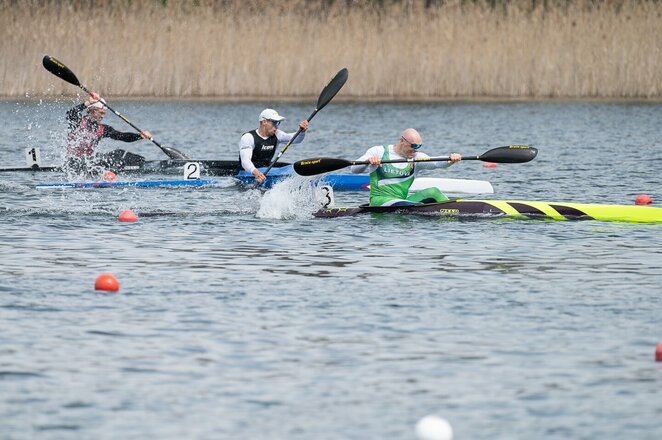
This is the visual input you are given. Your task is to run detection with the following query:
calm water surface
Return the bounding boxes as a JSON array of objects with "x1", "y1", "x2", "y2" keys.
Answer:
[{"x1": 1, "y1": 100, "x2": 661, "y2": 439}]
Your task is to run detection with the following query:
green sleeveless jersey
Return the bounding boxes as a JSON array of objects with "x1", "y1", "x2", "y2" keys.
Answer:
[{"x1": 369, "y1": 145, "x2": 415, "y2": 206}]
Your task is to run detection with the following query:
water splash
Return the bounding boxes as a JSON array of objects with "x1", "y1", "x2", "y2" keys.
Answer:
[{"x1": 256, "y1": 176, "x2": 333, "y2": 220}]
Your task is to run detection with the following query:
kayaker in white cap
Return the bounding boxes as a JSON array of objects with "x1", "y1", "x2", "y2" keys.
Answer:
[
  {"x1": 239, "y1": 108, "x2": 309, "y2": 183},
  {"x1": 65, "y1": 91, "x2": 152, "y2": 173}
]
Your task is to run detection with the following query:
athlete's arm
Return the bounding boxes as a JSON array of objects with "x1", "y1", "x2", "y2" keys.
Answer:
[
  {"x1": 350, "y1": 146, "x2": 384, "y2": 174},
  {"x1": 413, "y1": 152, "x2": 461, "y2": 170},
  {"x1": 101, "y1": 125, "x2": 142, "y2": 142},
  {"x1": 275, "y1": 129, "x2": 305, "y2": 145},
  {"x1": 239, "y1": 132, "x2": 258, "y2": 174}
]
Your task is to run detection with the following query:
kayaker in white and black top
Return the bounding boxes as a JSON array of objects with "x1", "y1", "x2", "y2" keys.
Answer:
[{"x1": 239, "y1": 108, "x2": 308, "y2": 183}]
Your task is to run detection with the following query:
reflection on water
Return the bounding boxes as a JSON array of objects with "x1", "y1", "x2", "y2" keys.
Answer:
[{"x1": 1, "y1": 101, "x2": 661, "y2": 439}]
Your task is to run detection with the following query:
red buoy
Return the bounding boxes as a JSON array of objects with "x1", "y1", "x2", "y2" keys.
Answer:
[
  {"x1": 95, "y1": 273, "x2": 119, "y2": 292},
  {"x1": 483, "y1": 162, "x2": 497, "y2": 168},
  {"x1": 635, "y1": 194, "x2": 652, "y2": 205},
  {"x1": 118, "y1": 210, "x2": 138, "y2": 222},
  {"x1": 656, "y1": 342, "x2": 662, "y2": 362}
]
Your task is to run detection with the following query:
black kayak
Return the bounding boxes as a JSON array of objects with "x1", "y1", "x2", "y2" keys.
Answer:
[{"x1": 0, "y1": 149, "x2": 289, "y2": 176}]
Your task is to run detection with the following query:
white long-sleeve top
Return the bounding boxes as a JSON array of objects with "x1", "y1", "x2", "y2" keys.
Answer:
[
  {"x1": 350, "y1": 145, "x2": 452, "y2": 175},
  {"x1": 239, "y1": 129, "x2": 306, "y2": 174}
]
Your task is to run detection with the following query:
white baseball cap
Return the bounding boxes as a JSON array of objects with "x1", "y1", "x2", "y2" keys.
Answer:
[
  {"x1": 259, "y1": 108, "x2": 285, "y2": 122},
  {"x1": 86, "y1": 98, "x2": 107, "y2": 110}
]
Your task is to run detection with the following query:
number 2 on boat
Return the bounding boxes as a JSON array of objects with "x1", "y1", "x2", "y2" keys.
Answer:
[{"x1": 184, "y1": 162, "x2": 201, "y2": 180}]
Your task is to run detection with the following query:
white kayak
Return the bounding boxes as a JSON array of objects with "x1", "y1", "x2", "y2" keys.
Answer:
[{"x1": 409, "y1": 177, "x2": 494, "y2": 197}]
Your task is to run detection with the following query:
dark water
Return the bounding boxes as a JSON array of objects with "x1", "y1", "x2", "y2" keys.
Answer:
[{"x1": 1, "y1": 100, "x2": 661, "y2": 439}]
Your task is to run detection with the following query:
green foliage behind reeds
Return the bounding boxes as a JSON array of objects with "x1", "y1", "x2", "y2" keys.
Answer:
[{"x1": 2, "y1": 0, "x2": 661, "y2": 98}]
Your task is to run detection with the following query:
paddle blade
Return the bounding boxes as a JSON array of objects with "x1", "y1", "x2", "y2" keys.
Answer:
[
  {"x1": 294, "y1": 157, "x2": 352, "y2": 176},
  {"x1": 42, "y1": 55, "x2": 81, "y2": 87},
  {"x1": 160, "y1": 145, "x2": 189, "y2": 160},
  {"x1": 478, "y1": 145, "x2": 538, "y2": 163},
  {"x1": 315, "y1": 68, "x2": 348, "y2": 112}
]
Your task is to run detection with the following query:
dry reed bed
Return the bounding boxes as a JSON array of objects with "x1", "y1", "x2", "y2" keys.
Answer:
[{"x1": 1, "y1": 0, "x2": 661, "y2": 98}]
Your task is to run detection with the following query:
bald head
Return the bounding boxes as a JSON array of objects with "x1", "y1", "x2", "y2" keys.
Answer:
[
  {"x1": 395, "y1": 128, "x2": 424, "y2": 158},
  {"x1": 400, "y1": 128, "x2": 422, "y2": 145}
]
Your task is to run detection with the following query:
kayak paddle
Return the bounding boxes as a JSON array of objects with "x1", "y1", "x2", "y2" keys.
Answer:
[
  {"x1": 42, "y1": 55, "x2": 189, "y2": 160},
  {"x1": 260, "y1": 67, "x2": 349, "y2": 178},
  {"x1": 293, "y1": 145, "x2": 538, "y2": 176}
]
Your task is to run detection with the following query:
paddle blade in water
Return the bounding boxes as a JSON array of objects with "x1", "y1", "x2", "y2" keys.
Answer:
[
  {"x1": 478, "y1": 145, "x2": 538, "y2": 163},
  {"x1": 294, "y1": 157, "x2": 352, "y2": 176},
  {"x1": 42, "y1": 55, "x2": 81, "y2": 87},
  {"x1": 316, "y1": 68, "x2": 348, "y2": 111}
]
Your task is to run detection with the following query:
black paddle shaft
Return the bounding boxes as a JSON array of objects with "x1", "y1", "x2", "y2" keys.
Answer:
[
  {"x1": 261, "y1": 68, "x2": 349, "y2": 177},
  {"x1": 42, "y1": 55, "x2": 189, "y2": 160},
  {"x1": 293, "y1": 146, "x2": 538, "y2": 176}
]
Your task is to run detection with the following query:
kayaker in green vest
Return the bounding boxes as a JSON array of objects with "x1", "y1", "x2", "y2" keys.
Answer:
[{"x1": 350, "y1": 128, "x2": 461, "y2": 207}]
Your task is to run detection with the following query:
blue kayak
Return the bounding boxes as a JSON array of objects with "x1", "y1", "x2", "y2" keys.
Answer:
[
  {"x1": 36, "y1": 166, "x2": 370, "y2": 190},
  {"x1": 36, "y1": 179, "x2": 224, "y2": 189},
  {"x1": 234, "y1": 166, "x2": 368, "y2": 190}
]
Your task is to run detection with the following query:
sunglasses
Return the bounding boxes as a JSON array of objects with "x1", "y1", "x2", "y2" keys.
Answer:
[
  {"x1": 269, "y1": 119, "x2": 282, "y2": 127},
  {"x1": 401, "y1": 135, "x2": 422, "y2": 150}
]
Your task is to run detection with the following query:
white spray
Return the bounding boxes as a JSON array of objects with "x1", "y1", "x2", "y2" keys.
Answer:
[{"x1": 256, "y1": 175, "x2": 334, "y2": 220}]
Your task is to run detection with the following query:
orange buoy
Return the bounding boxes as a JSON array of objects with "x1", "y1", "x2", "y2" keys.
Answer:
[
  {"x1": 483, "y1": 162, "x2": 497, "y2": 168},
  {"x1": 102, "y1": 170, "x2": 117, "y2": 181},
  {"x1": 635, "y1": 194, "x2": 652, "y2": 205},
  {"x1": 118, "y1": 210, "x2": 138, "y2": 222},
  {"x1": 95, "y1": 273, "x2": 119, "y2": 292}
]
